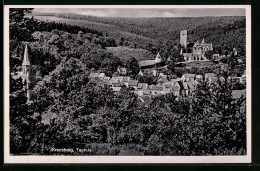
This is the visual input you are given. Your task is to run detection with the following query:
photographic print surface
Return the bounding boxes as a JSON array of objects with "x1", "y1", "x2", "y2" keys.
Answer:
[{"x1": 4, "y1": 5, "x2": 251, "y2": 163}]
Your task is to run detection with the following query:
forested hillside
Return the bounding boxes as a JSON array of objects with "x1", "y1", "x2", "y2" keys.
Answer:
[{"x1": 30, "y1": 12, "x2": 245, "y2": 53}]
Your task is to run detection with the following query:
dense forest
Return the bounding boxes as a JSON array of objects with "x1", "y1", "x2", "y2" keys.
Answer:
[
  {"x1": 30, "y1": 12, "x2": 246, "y2": 55},
  {"x1": 10, "y1": 9, "x2": 246, "y2": 156}
]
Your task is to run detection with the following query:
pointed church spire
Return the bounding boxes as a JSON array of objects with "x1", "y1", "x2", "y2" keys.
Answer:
[
  {"x1": 22, "y1": 44, "x2": 30, "y2": 66},
  {"x1": 201, "y1": 38, "x2": 205, "y2": 44}
]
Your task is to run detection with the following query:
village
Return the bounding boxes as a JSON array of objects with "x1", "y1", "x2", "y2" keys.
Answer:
[
  {"x1": 89, "y1": 66, "x2": 246, "y2": 105},
  {"x1": 16, "y1": 30, "x2": 246, "y2": 105}
]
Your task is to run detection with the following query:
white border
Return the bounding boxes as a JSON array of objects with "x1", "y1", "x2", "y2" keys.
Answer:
[{"x1": 4, "y1": 5, "x2": 251, "y2": 164}]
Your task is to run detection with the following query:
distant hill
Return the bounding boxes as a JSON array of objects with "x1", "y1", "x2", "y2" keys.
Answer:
[
  {"x1": 31, "y1": 12, "x2": 245, "y2": 50},
  {"x1": 106, "y1": 46, "x2": 155, "y2": 61}
]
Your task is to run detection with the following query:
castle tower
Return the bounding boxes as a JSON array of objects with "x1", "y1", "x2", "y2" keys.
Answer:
[
  {"x1": 180, "y1": 30, "x2": 187, "y2": 48},
  {"x1": 22, "y1": 44, "x2": 31, "y2": 100}
]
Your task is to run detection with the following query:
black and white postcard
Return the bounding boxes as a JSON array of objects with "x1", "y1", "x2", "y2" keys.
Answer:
[{"x1": 4, "y1": 5, "x2": 251, "y2": 163}]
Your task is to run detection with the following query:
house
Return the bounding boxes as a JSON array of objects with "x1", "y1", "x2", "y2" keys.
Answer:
[
  {"x1": 143, "y1": 89, "x2": 151, "y2": 96},
  {"x1": 113, "y1": 76, "x2": 124, "y2": 82},
  {"x1": 241, "y1": 76, "x2": 246, "y2": 84},
  {"x1": 178, "y1": 81, "x2": 189, "y2": 96},
  {"x1": 138, "y1": 70, "x2": 144, "y2": 76},
  {"x1": 139, "y1": 53, "x2": 162, "y2": 69},
  {"x1": 195, "y1": 75, "x2": 203, "y2": 82},
  {"x1": 117, "y1": 66, "x2": 127, "y2": 76},
  {"x1": 186, "y1": 81, "x2": 196, "y2": 94},
  {"x1": 134, "y1": 90, "x2": 144, "y2": 97},
  {"x1": 205, "y1": 73, "x2": 216, "y2": 81},
  {"x1": 181, "y1": 31, "x2": 213, "y2": 61},
  {"x1": 89, "y1": 72, "x2": 101, "y2": 78},
  {"x1": 182, "y1": 74, "x2": 196, "y2": 82},
  {"x1": 137, "y1": 83, "x2": 149, "y2": 90},
  {"x1": 150, "y1": 85, "x2": 163, "y2": 95},
  {"x1": 110, "y1": 78, "x2": 120, "y2": 87},
  {"x1": 111, "y1": 87, "x2": 122, "y2": 94},
  {"x1": 232, "y1": 90, "x2": 246, "y2": 99},
  {"x1": 158, "y1": 77, "x2": 169, "y2": 86},
  {"x1": 236, "y1": 77, "x2": 246, "y2": 84},
  {"x1": 98, "y1": 73, "x2": 105, "y2": 78},
  {"x1": 96, "y1": 80, "x2": 107, "y2": 88},
  {"x1": 139, "y1": 96, "x2": 152, "y2": 106},
  {"x1": 208, "y1": 77, "x2": 218, "y2": 85},
  {"x1": 102, "y1": 77, "x2": 111, "y2": 81},
  {"x1": 162, "y1": 87, "x2": 171, "y2": 95},
  {"x1": 171, "y1": 85, "x2": 180, "y2": 96},
  {"x1": 128, "y1": 80, "x2": 139, "y2": 89}
]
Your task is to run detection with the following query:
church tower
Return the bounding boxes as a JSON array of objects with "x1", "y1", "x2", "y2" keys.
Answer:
[
  {"x1": 22, "y1": 44, "x2": 31, "y2": 100},
  {"x1": 180, "y1": 30, "x2": 187, "y2": 48}
]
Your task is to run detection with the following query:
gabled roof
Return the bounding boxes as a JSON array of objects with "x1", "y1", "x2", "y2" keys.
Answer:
[
  {"x1": 158, "y1": 77, "x2": 168, "y2": 83},
  {"x1": 128, "y1": 80, "x2": 138, "y2": 86},
  {"x1": 22, "y1": 44, "x2": 30, "y2": 66}
]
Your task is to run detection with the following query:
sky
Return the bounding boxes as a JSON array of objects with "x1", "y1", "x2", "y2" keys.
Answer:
[{"x1": 33, "y1": 8, "x2": 245, "y2": 18}]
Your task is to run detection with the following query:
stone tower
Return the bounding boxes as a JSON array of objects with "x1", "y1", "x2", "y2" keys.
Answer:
[
  {"x1": 180, "y1": 30, "x2": 187, "y2": 48},
  {"x1": 22, "y1": 44, "x2": 31, "y2": 100}
]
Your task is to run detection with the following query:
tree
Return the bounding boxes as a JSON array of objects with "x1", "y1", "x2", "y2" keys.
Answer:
[
  {"x1": 204, "y1": 50, "x2": 214, "y2": 60},
  {"x1": 126, "y1": 57, "x2": 140, "y2": 76},
  {"x1": 9, "y1": 8, "x2": 34, "y2": 41}
]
